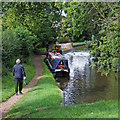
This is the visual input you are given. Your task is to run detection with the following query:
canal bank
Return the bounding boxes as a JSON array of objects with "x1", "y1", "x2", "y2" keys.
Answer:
[
  {"x1": 6, "y1": 54, "x2": 118, "y2": 118},
  {"x1": 20, "y1": 100, "x2": 118, "y2": 118},
  {"x1": 73, "y1": 43, "x2": 86, "y2": 48}
]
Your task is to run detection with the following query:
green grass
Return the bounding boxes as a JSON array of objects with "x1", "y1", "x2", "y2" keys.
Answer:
[
  {"x1": 74, "y1": 44, "x2": 89, "y2": 51},
  {"x1": 2, "y1": 61, "x2": 35, "y2": 101},
  {"x1": 73, "y1": 41, "x2": 86, "y2": 46},
  {"x1": 6, "y1": 58, "x2": 62, "y2": 118},
  {"x1": 20, "y1": 100, "x2": 118, "y2": 118},
  {"x1": 6, "y1": 58, "x2": 118, "y2": 119}
]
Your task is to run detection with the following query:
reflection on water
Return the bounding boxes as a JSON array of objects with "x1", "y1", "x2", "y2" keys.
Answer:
[{"x1": 56, "y1": 47, "x2": 118, "y2": 105}]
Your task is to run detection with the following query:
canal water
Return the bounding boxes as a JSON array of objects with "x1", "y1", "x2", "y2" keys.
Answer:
[{"x1": 56, "y1": 46, "x2": 118, "y2": 105}]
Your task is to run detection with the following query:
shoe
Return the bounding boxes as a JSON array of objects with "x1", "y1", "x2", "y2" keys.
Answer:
[
  {"x1": 16, "y1": 93, "x2": 18, "y2": 95},
  {"x1": 20, "y1": 92, "x2": 23, "y2": 94}
]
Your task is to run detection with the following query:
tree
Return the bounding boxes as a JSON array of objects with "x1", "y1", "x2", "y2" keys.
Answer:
[
  {"x1": 2, "y1": 2, "x2": 62, "y2": 48},
  {"x1": 57, "y1": 2, "x2": 119, "y2": 75}
]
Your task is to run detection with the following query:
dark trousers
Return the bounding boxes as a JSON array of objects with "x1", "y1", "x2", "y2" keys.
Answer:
[{"x1": 14, "y1": 78, "x2": 23, "y2": 93}]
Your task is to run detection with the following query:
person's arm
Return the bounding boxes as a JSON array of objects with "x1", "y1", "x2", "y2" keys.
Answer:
[{"x1": 22, "y1": 66, "x2": 26, "y2": 78}]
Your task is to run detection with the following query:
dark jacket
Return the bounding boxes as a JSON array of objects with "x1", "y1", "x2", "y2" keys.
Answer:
[{"x1": 12, "y1": 64, "x2": 26, "y2": 79}]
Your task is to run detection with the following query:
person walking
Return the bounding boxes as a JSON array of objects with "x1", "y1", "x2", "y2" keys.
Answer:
[{"x1": 12, "y1": 59, "x2": 26, "y2": 95}]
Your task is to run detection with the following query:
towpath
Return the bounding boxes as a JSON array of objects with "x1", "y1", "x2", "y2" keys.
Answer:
[{"x1": 0, "y1": 55, "x2": 43, "y2": 119}]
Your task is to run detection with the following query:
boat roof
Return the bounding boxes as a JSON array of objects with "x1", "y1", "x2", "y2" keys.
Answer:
[{"x1": 60, "y1": 43, "x2": 71, "y2": 45}]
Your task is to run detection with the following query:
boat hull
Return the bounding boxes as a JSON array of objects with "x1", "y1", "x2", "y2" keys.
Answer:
[{"x1": 54, "y1": 71, "x2": 69, "y2": 77}]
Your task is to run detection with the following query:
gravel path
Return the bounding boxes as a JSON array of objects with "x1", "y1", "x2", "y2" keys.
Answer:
[{"x1": 0, "y1": 55, "x2": 43, "y2": 119}]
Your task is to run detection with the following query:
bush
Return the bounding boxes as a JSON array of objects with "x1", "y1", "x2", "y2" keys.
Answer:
[
  {"x1": 14, "y1": 26, "x2": 34, "y2": 57},
  {"x1": 2, "y1": 26, "x2": 36, "y2": 75},
  {"x1": 57, "y1": 37, "x2": 69, "y2": 43}
]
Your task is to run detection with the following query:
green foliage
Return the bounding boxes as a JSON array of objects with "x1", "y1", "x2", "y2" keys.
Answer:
[
  {"x1": 2, "y1": 2, "x2": 62, "y2": 48},
  {"x1": 57, "y1": 2, "x2": 96, "y2": 42},
  {"x1": 57, "y1": 37, "x2": 69, "y2": 43},
  {"x1": 112, "y1": 58, "x2": 119, "y2": 72},
  {"x1": 88, "y1": 3, "x2": 119, "y2": 75},
  {"x1": 2, "y1": 27, "x2": 35, "y2": 75},
  {"x1": 57, "y1": 2, "x2": 119, "y2": 75},
  {"x1": 14, "y1": 26, "x2": 34, "y2": 58}
]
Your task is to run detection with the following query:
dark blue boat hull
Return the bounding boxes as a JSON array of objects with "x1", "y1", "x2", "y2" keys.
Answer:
[
  {"x1": 54, "y1": 71, "x2": 69, "y2": 77},
  {"x1": 44, "y1": 58, "x2": 70, "y2": 77}
]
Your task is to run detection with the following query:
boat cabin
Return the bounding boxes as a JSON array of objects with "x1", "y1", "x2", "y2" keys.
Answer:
[{"x1": 45, "y1": 52, "x2": 70, "y2": 77}]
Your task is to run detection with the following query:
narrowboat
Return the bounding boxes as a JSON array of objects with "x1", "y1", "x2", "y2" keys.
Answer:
[
  {"x1": 52, "y1": 43, "x2": 73, "y2": 54},
  {"x1": 45, "y1": 52, "x2": 70, "y2": 77}
]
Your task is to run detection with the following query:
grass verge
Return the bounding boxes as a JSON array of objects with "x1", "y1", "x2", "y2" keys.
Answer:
[
  {"x1": 20, "y1": 100, "x2": 118, "y2": 118},
  {"x1": 6, "y1": 58, "x2": 62, "y2": 118},
  {"x1": 73, "y1": 41, "x2": 86, "y2": 46},
  {"x1": 74, "y1": 44, "x2": 89, "y2": 51},
  {"x1": 2, "y1": 61, "x2": 35, "y2": 101}
]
